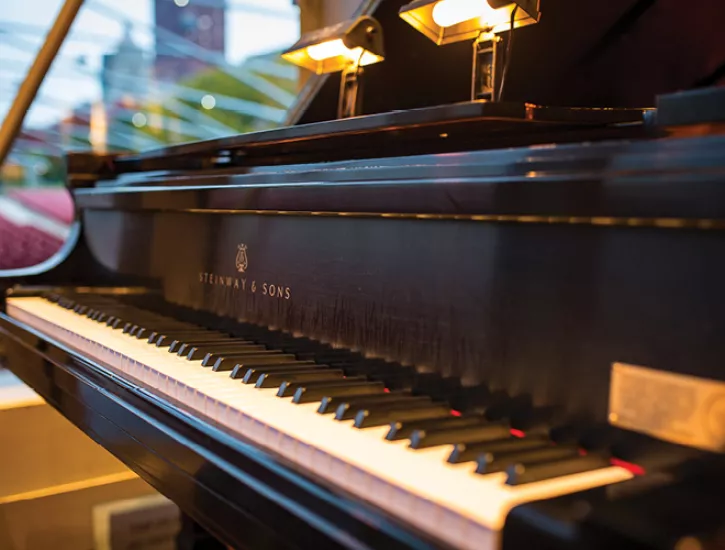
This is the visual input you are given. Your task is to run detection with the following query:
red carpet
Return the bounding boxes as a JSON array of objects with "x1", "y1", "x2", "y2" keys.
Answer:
[
  {"x1": 0, "y1": 189, "x2": 72, "y2": 270},
  {"x1": 8, "y1": 188, "x2": 74, "y2": 224}
]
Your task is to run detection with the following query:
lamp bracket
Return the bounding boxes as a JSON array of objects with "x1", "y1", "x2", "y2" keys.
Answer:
[
  {"x1": 338, "y1": 64, "x2": 362, "y2": 119},
  {"x1": 471, "y1": 33, "x2": 503, "y2": 102}
]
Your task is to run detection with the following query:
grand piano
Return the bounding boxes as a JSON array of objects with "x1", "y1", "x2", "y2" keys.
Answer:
[{"x1": 1, "y1": 0, "x2": 725, "y2": 548}]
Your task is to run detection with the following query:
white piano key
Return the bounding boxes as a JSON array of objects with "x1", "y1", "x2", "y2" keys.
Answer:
[{"x1": 7, "y1": 297, "x2": 633, "y2": 550}]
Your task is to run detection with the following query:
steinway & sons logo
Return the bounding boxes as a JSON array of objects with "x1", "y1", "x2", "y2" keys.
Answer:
[
  {"x1": 199, "y1": 243, "x2": 291, "y2": 300},
  {"x1": 235, "y1": 243, "x2": 248, "y2": 273}
]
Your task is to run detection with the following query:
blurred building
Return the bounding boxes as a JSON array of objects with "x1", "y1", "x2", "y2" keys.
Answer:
[
  {"x1": 154, "y1": 0, "x2": 226, "y2": 81},
  {"x1": 101, "y1": 23, "x2": 150, "y2": 107},
  {"x1": 99, "y1": 25, "x2": 151, "y2": 151}
]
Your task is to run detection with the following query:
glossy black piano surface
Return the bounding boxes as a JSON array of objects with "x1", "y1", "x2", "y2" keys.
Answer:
[
  {"x1": 3, "y1": 103, "x2": 725, "y2": 547},
  {"x1": 2, "y1": 0, "x2": 725, "y2": 547}
]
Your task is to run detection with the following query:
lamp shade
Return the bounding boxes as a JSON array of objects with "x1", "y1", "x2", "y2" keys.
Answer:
[
  {"x1": 399, "y1": 0, "x2": 540, "y2": 45},
  {"x1": 282, "y1": 16, "x2": 385, "y2": 75}
]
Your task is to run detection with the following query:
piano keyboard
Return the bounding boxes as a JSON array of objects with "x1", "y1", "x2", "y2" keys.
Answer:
[{"x1": 7, "y1": 294, "x2": 633, "y2": 550}]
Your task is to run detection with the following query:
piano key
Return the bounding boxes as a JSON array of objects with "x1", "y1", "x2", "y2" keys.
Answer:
[
  {"x1": 240, "y1": 363, "x2": 321, "y2": 383},
  {"x1": 8, "y1": 297, "x2": 634, "y2": 550},
  {"x1": 334, "y1": 362, "x2": 392, "y2": 377},
  {"x1": 353, "y1": 405, "x2": 451, "y2": 429},
  {"x1": 125, "y1": 321, "x2": 179, "y2": 334},
  {"x1": 200, "y1": 349, "x2": 282, "y2": 366},
  {"x1": 278, "y1": 377, "x2": 370, "y2": 398},
  {"x1": 270, "y1": 342, "x2": 333, "y2": 354},
  {"x1": 506, "y1": 454, "x2": 611, "y2": 486},
  {"x1": 177, "y1": 337, "x2": 236, "y2": 360},
  {"x1": 386, "y1": 415, "x2": 487, "y2": 441},
  {"x1": 318, "y1": 391, "x2": 411, "y2": 414},
  {"x1": 448, "y1": 436, "x2": 550, "y2": 464},
  {"x1": 255, "y1": 369, "x2": 345, "y2": 388},
  {"x1": 293, "y1": 381, "x2": 385, "y2": 403},
  {"x1": 410, "y1": 422, "x2": 511, "y2": 449},
  {"x1": 335, "y1": 396, "x2": 434, "y2": 421},
  {"x1": 189, "y1": 344, "x2": 265, "y2": 362},
  {"x1": 155, "y1": 335, "x2": 212, "y2": 348},
  {"x1": 483, "y1": 394, "x2": 533, "y2": 421},
  {"x1": 294, "y1": 350, "x2": 362, "y2": 363},
  {"x1": 149, "y1": 330, "x2": 226, "y2": 345},
  {"x1": 367, "y1": 368, "x2": 417, "y2": 390},
  {"x1": 213, "y1": 353, "x2": 298, "y2": 372},
  {"x1": 131, "y1": 320, "x2": 196, "y2": 333},
  {"x1": 476, "y1": 445, "x2": 579, "y2": 475},
  {"x1": 180, "y1": 340, "x2": 259, "y2": 357}
]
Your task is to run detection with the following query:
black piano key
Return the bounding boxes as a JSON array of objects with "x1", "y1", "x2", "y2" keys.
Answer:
[
  {"x1": 271, "y1": 342, "x2": 332, "y2": 354},
  {"x1": 167, "y1": 337, "x2": 249, "y2": 352},
  {"x1": 335, "y1": 362, "x2": 391, "y2": 377},
  {"x1": 123, "y1": 320, "x2": 172, "y2": 334},
  {"x1": 294, "y1": 350, "x2": 361, "y2": 363},
  {"x1": 409, "y1": 421, "x2": 511, "y2": 450},
  {"x1": 386, "y1": 415, "x2": 487, "y2": 441},
  {"x1": 506, "y1": 454, "x2": 611, "y2": 486},
  {"x1": 335, "y1": 396, "x2": 433, "y2": 421},
  {"x1": 353, "y1": 405, "x2": 451, "y2": 429},
  {"x1": 197, "y1": 345, "x2": 275, "y2": 363},
  {"x1": 367, "y1": 370, "x2": 418, "y2": 391},
  {"x1": 483, "y1": 394, "x2": 533, "y2": 421},
  {"x1": 276, "y1": 376, "x2": 365, "y2": 398},
  {"x1": 464, "y1": 390, "x2": 513, "y2": 417},
  {"x1": 149, "y1": 330, "x2": 224, "y2": 345},
  {"x1": 255, "y1": 336, "x2": 322, "y2": 349},
  {"x1": 213, "y1": 353, "x2": 297, "y2": 372},
  {"x1": 292, "y1": 380, "x2": 384, "y2": 403},
  {"x1": 132, "y1": 323, "x2": 196, "y2": 338},
  {"x1": 238, "y1": 362, "x2": 320, "y2": 382},
  {"x1": 448, "y1": 436, "x2": 550, "y2": 464},
  {"x1": 318, "y1": 391, "x2": 410, "y2": 415},
  {"x1": 190, "y1": 344, "x2": 266, "y2": 362},
  {"x1": 476, "y1": 445, "x2": 579, "y2": 475},
  {"x1": 277, "y1": 376, "x2": 366, "y2": 398},
  {"x1": 509, "y1": 406, "x2": 564, "y2": 435},
  {"x1": 255, "y1": 369, "x2": 345, "y2": 388},
  {"x1": 200, "y1": 348, "x2": 281, "y2": 366},
  {"x1": 447, "y1": 384, "x2": 491, "y2": 412}
]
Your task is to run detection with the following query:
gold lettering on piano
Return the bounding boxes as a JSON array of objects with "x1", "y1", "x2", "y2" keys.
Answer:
[
  {"x1": 197, "y1": 271, "x2": 292, "y2": 300},
  {"x1": 197, "y1": 244, "x2": 291, "y2": 300}
]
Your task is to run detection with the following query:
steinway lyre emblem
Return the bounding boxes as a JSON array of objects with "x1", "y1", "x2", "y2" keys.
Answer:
[{"x1": 235, "y1": 243, "x2": 249, "y2": 273}]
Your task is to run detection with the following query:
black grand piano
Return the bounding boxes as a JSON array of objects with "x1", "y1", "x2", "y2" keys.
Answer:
[{"x1": 2, "y1": 0, "x2": 725, "y2": 548}]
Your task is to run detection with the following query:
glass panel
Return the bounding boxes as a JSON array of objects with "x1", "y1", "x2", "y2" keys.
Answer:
[{"x1": 0, "y1": 0, "x2": 301, "y2": 270}]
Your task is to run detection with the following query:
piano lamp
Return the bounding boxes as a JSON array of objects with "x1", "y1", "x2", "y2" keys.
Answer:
[
  {"x1": 282, "y1": 16, "x2": 385, "y2": 119},
  {"x1": 399, "y1": 0, "x2": 540, "y2": 101}
]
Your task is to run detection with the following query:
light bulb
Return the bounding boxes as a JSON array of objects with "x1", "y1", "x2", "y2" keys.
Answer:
[
  {"x1": 307, "y1": 39, "x2": 350, "y2": 61},
  {"x1": 431, "y1": 0, "x2": 493, "y2": 28}
]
